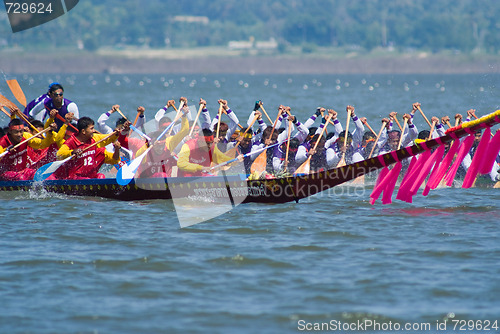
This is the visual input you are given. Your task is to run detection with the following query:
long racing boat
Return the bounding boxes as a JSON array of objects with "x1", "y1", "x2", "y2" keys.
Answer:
[{"x1": 1, "y1": 110, "x2": 499, "y2": 203}]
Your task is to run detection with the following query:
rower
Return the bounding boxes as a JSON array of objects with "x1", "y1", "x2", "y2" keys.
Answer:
[
  {"x1": 211, "y1": 99, "x2": 239, "y2": 152},
  {"x1": 54, "y1": 117, "x2": 120, "y2": 180},
  {"x1": 22, "y1": 82, "x2": 59, "y2": 120},
  {"x1": 177, "y1": 128, "x2": 233, "y2": 177},
  {"x1": 0, "y1": 117, "x2": 56, "y2": 181},
  {"x1": 28, "y1": 83, "x2": 79, "y2": 130},
  {"x1": 134, "y1": 107, "x2": 190, "y2": 179}
]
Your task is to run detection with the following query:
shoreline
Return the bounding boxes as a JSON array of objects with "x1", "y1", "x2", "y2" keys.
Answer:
[{"x1": 2, "y1": 50, "x2": 500, "y2": 74}]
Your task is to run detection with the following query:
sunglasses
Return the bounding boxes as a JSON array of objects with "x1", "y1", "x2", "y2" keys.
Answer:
[{"x1": 52, "y1": 92, "x2": 63, "y2": 97}]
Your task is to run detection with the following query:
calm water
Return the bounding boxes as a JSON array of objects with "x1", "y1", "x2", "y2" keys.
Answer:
[{"x1": 1, "y1": 73, "x2": 500, "y2": 333}]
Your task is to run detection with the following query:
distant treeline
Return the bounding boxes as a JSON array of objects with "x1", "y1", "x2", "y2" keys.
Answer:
[{"x1": 2, "y1": 0, "x2": 500, "y2": 54}]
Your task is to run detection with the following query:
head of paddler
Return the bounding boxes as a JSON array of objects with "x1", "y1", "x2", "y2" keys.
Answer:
[
  {"x1": 337, "y1": 131, "x2": 353, "y2": 150},
  {"x1": 230, "y1": 129, "x2": 240, "y2": 142},
  {"x1": 362, "y1": 131, "x2": 376, "y2": 147},
  {"x1": 7, "y1": 118, "x2": 25, "y2": 145},
  {"x1": 159, "y1": 116, "x2": 172, "y2": 130},
  {"x1": 64, "y1": 124, "x2": 77, "y2": 140},
  {"x1": 239, "y1": 127, "x2": 253, "y2": 149},
  {"x1": 30, "y1": 120, "x2": 45, "y2": 135},
  {"x1": 147, "y1": 130, "x2": 167, "y2": 155},
  {"x1": 76, "y1": 117, "x2": 96, "y2": 143},
  {"x1": 307, "y1": 127, "x2": 318, "y2": 142},
  {"x1": 48, "y1": 83, "x2": 64, "y2": 108},
  {"x1": 287, "y1": 138, "x2": 300, "y2": 156},
  {"x1": 387, "y1": 130, "x2": 400, "y2": 150},
  {"x1": 198, "y1": 128, "x2": 214, "y2": 150},
  {"x1": 213, "y1": 121, "x2": 228, "y2": 139},
  {"x1": 474, "y1": 129, "x2": 482, "y2": 144}
]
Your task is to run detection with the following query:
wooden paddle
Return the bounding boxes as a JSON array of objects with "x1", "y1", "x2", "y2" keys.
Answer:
[
  {"x1": 368, "y1": 120, "x2": 388, "y2": 159},
  {"x1": 390, "y1": 112, "x2": 403, "y2": 131},
  {"x1": 43, "y1": 105, "x2": 79, "y2": 132},
  {"x1": 6, "y1": 79, "x2": 27, "y2": 107},
  {"x1": 258, "y1": 103, "x2": 274, "y2": 124},
  {"x1": 167, "y1": 100, "x2": 184, "y2": 136},
  {"x1": 215, "y1": 100, "x2": 223, "y2": 139},
  {"x1": 189, "y1": 101, "x2": 205, "y2": 137},
  {"x1": 0, "y1": 105, "x2": 12, "y2": 118},
  {"x1": 0, "y1": 94, "x2": 41, "y2": 133},
  {"x1": 441, "y1": 116, "x2": 453, "y2": 128},
  {"x1": 417, "y1": 105, "x2": 432, "y2": 128},
  {"x1": 398, "y1": 117, "x2": 408, "y2": 150},
  {"x1": 283, "y1": 119, "x2": 293, "y2": 171},
  {"x1": 361, "y1": 118, "x2": 377, "y2": 136},
  {"x1": 427, "y1": 119, "x2": 438, "y2": 140},
  {"x1": 33, "y1": 129, "x2": 119, "y2": 181},
  {"x1": 337, "y1": 107, "x2": 353, "y2": 167},
  {"x1": 294, "y1": 113, "x2": 333, "y2": 175}
]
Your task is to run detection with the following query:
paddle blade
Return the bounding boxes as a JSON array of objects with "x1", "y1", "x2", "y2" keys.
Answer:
[
  {"x1": 33, "y1": 157, "x2": 72, "y2": 181},
  {"x1": 224, "y1": 146, "x2": 238, "y2": 159},
  {"x1": 116, "y1": 147, "x2": 150, "y2": 185},
  {"x1": 250, "y1": 149, "x2": 267, "y2": 174},
  {"x1": 7, "y1": 80, "x2": 27, "y2": 107},
  {"x1": 294, "y1": 157, "x2": 311, "y2": 175}
]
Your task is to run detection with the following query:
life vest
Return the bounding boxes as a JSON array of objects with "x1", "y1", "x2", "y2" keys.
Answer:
[
  {"x1": 45, "y1": 98, "x2": 74, "y2": 129},
  {"x1": 178, "y1": 138, "x2": 213, "y2": 177},
  {"x1": 57, "y1": 135, "x2": 106, "y2": 179},
  {"x1": 0, "y1": 134, "x2": 31, "y2": 175},
  {"x1": 136, "y1": 145, "x2": 176, "y2": 178}
]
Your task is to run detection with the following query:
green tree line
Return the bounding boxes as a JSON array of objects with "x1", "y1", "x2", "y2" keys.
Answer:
[{"x1": 2, "y1": 0, "x2": 499, "y2": 54}]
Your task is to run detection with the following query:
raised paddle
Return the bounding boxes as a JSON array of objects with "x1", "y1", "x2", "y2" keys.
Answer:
[
  {"x1": 368, "y1": 120, "x2": 388, "y2": 159},
  {"x1": 6, "y1": 79, "x2": 27, "y2": 107},
  {"x1": 258, "y1": 103, "x2": 274, "y2": 125},
  {"x1": 283, "y1": 119, "x2": 294, "y2": 171},
  {"x1": 390, "y1": 112, "x2": 403, "y2": 132},
  {"x1": 361, "y1": 118, "x2": 377, "y2": 136},
  {"x1": 417, "y1": 105, "x2": 432, "y2": 128},
  {"x1": 398, "y1": 117, "x2": 409, "y2": 150},
  {"x1": 0, "y1": 126, "x2": 54, "y2": 160},
  {"x1": 215, "y1": 100, "x2": 223, "y2": 139},
  {"x1": 294, "y1": 112, "x2": 333, "y2": 175},
  {"x1": 115, "y1": 107, "x2": 150, "y2": 141},
  {"x1": 427, "y1": 119, "x2": 438, "y2": 140},
  {"x1": 337, "y1": 107, "x2": 353, "y2": 167},
  {"x1": 189, "y1": 101, "x2": 205, "y2": 137},
  {"x1": 116, "y1": 108, "x2": 186, "y2": 185},
  {"x1": 167, "y1": 100, "x2": 185, "y2": 136},
  {"x1": 441, "y1": 116, "x2": 453, "y2": 128},
  {"x1": 33, "y1": 129, "x2": 119, "y2": 182}
]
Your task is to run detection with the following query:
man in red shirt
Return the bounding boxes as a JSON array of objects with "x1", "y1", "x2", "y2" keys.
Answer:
[
  {"x1": 0, "y1": 118, "x2": 56, "y2": 181},
  {"x1": 55, "y1": 117, "x2": 120, "y2": 179}
]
